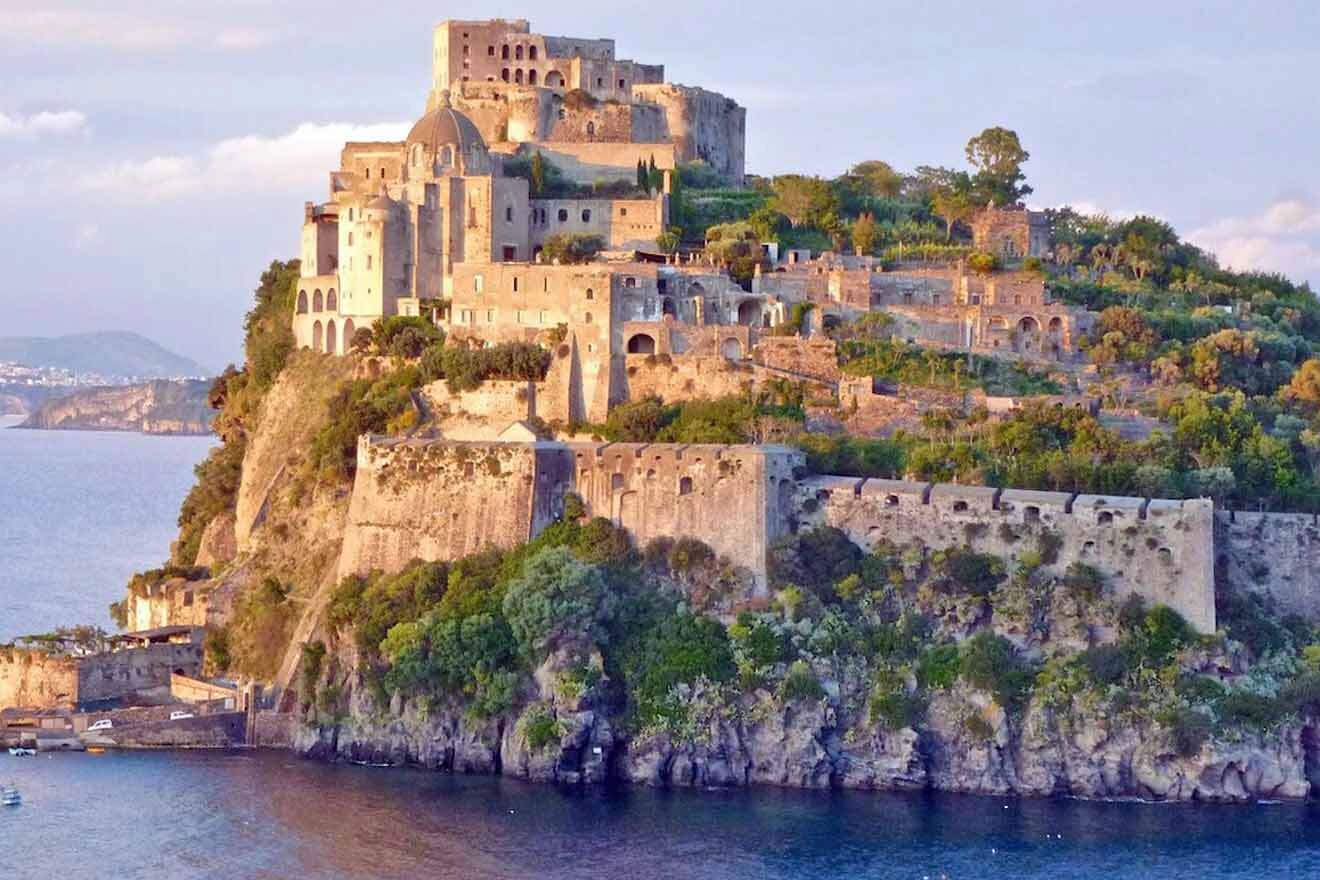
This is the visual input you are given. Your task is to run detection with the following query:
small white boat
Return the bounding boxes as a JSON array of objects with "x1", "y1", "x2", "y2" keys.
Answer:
[
  {"x1": 1, "y1": 785, "x2": 20, "y2": 807},
  {"x1": 7, "y1": 747, "x2": 35, "y2": 757}
]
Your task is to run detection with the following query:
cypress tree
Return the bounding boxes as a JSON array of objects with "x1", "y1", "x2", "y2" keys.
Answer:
[{"x1": 531, "y1": 151, "x2": 545, "y2": 195}]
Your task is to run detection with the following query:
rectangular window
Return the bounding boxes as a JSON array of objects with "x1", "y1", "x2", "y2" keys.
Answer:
[
  {"x1": 486, "y1": 309, "x2": 494, "y2": 323},
  {"x1": 347, "y1": 232, "x2": 353, "y2": 246},
  {"x1": 366, "y1": 255, "x2": 372, "y2": 269},
  {"x1": 474, "y1": 274, "x2": 484, "y2": 293}
]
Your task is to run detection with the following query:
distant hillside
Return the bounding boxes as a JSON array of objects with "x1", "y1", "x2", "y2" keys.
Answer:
[
  {"x1": 18, "y1": 380, "x2": 215, "y2": 435},
  {"x1": 0, "y1": 332, "x2": 211, "y2": 378}
]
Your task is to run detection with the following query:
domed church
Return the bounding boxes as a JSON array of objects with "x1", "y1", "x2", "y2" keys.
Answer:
[{"x1": 293, "y1": 87, "x2": 674, "y2": 356}]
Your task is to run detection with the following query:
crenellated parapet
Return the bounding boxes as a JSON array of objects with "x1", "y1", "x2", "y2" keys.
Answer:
[
  {"x1": 795, "y1": 476, "x2": 1216, "y2": 632},
  {"x1": 337, "y1": 437, "x2": 1226, "y2": 630}
]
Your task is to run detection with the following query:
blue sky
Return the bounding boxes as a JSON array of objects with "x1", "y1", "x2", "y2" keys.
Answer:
[{"x1": 2, "y1": 0, "x2": 1318, "y2": 370}]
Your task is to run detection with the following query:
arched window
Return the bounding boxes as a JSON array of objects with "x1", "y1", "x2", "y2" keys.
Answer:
[
  {"x1": 326, "y1": 320, "x2": 337, "y2": 355},
  {"x1": 627, "y1": 334, "x2": 655, "y2": 354},
  {"x1": 586, "y1": 121, "x2": 595, "y2": 138},
  {"x1": 581, "y1": 209, "x2": 592, "y2": 222},
  {"x1": 326, "y1": 289, "x2": 337, "y2": 311},
  {"x1": 501, "y1": 44, "x2": 509, "y2": 60},
  {"x1": 312, "y1": 320, "x2": 323, "y2": 352},
  {"x1": 528, "y1": 69, "x2": 537, "y2": 85},
  {"x1": 514, "y1": 69, "x2": 523, "y2": 85},
  {"x1": 679, "y1": 476, "x2": 693, "y2": 496},
  {"x1": 529, "y1": 45, "x2": 538, "y2": 60},
  {"x1": 557, "y1": 209, "x2": 568, "y2": 222},
  {"x1": 515, "y1": 45, "x2": 524, "y2": 60},
  {"x1": 343, "y1": 319, "x2": 356, "y2": 352},
  {"x1": 313, "y1": 289, "x2": 323, "y2": 312},
  {"x1": 501, "y1": 68, "x2": 510, "y2": 82},
  {"x1": 296, "y1": 290, "x2": 308, "y2": 314},
  {"x1": 585, "y1": 288, "x2": 594, "y2": 300}
]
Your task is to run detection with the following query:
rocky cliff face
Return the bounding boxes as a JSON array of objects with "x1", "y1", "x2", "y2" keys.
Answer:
[
  {"x1": 145, "y1": 355, "x2": 1320, "y2": 805},
  {"x1": 296, "y1": 641, "x2": 1318, "y2": 802},
  {"x1": 19, "y1": 379, "x2": 214, "y2": 434}
]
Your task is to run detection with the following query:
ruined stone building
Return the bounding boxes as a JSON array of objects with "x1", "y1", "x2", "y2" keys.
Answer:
[
  {"x1": 430, "y1": 19, "x2": 745, "y2": 185},
  {"x1": 971, "y1": 205, "x2": 1051, "y2": 259}
]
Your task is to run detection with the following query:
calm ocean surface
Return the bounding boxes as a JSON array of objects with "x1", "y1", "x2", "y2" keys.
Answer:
[
  {"x1": 0, "y1": 414, "x2": 213, "y2": 642},
  {"x1": 3, "y1": 415, "x2": 1320, "y2": 879}
]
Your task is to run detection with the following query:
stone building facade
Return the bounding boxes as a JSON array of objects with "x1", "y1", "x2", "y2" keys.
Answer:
[
  {"x1": 430, "y1": 19, "x2": 745, "y2": 184},
  {"x1": 971, "y1": 205, "x2": 1051, "y2": 259}
]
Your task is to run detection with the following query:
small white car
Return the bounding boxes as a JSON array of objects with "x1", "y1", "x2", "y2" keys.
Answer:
[
  {"x1": 87, "y1": 719, "x2": 113, "y2": 731},
  {"x1": 169, "y1": 710, "x2": 195, "y2": 721}
]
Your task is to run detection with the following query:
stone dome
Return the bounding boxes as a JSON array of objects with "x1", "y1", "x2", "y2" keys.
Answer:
[{"x1": 405, "y1": 91, "x2": 486, "y2": 155}]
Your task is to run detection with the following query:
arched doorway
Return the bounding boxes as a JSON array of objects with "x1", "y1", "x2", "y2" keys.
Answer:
[
  {"x1": 721, "y1": 338, "x2": 742, "y2": 360},
  {"x1": 1017, "y1": 316, "x2": 1040, "y2": 353},
  {"x1": 546, "y1": 71, "x2": 564, "y2": 88},
  {"x1": 627, "y1": 333, "x2": 656, "y2": 354},
  {"x1": 737, "y1": 300, "x2": 760, "y2": 326},
  {"x1": 312, "y1": 320, "x2": 323, "y2": 352},
  {"x1": 313, "y1": 289, "x2": 323, "y2": 312},
  {"x1": 296, "y1": 290, "x2": 308, "y2": 314},
  {"x1": 326, "y1": 319, "x2": 337, "y2": 355},
  {"x1": 326, "y1": 289, "x2": 337, "y2": 311},
  {"x1": 343, "y1": 319, "x2": 356, "y2": 352}
]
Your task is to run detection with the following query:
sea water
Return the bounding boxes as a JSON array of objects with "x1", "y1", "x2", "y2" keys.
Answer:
[{"x1": 3, "y1": 416, "x2": 1320, "y2": 879}]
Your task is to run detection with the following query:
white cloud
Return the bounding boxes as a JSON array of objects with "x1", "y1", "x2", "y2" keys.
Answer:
[
  {"x1": 214, "y1": 27, "x2": 280, "y2": 51},
  {"x1": 0, "y1": 10, "x2": 280, "y2": 53},
  {"x1": 0, "y1": 10, "x2": 189, "y2": 51},
  {"x1": 0, "y1": 110, "x2": 87, "y2": 138},
  {"x1": 78, "y1": 121, "x2": 411, "y2": 201},
  {"x1": 1189, "y1": 199, "x2": 1320, "y2": 285}
]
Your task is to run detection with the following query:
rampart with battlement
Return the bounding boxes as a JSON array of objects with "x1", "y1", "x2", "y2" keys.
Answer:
[
  {"x1": 338, "y1": 438, "x2": 802, "y2": 586},
  {"x1": 795, "y1": 477, "x2": 1216, "y2": 632},
  {"x1": 336, "y1": 438, "x2": 1231, "y2": 631}
]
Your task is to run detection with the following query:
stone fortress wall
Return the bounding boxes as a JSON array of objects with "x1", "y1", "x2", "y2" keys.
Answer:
[
  {"x1": 1215, "y1": 511, "x2": 1320, "y2": 619},
  {"x1": 795, "y1": 477, "x2": 1216, "y2": 632},
  {"x1": 337, "y1": 437, "x2": 802, "y2": 586},
  {"x1": 0, "y1": 640, "x2": 203, "y2": 711},
  {"x1": 335, "y1": 437, "x2": 1240, "y2": 633}
]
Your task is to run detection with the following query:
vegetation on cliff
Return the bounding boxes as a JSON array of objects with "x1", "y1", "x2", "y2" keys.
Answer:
[
  {"x1": 171, "y1": 260, "x2": 300, "y2": 566},
  {"x1": 308, "y1": 509, "x2": 1320, "y2": 776}
]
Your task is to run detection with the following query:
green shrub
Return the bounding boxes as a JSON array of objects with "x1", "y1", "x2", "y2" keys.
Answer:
[
  {"x1": 1216, "y1": 690, "x2": 1289, "y2": 731},
  {"x1": 916, "y1": 644, "x2": 961, "y2": 690},
  {"x1": 1075, "y1": 644, "x2": 1128, "y2": 686},
  {"x1": 959, "y1": 631, "x2": 1036, "y2": 712},
  {"x1": 1281, "y1": 672, "x2": 1320, "y2": 715},
  {"x1": 1123, "y1": 603, "x2": 1196, "y2": 666},
  {"x1": 868, "y1": 669, "x2": 925, "y2": 729},
  {"x1": 1158, "y1": 707, "x2": 1212, "y2": 757},
  {"x1": 539, "y1": 233, "x2": 606, "y2": 265},
  {"x1": 778, "y1": 660, "x2": 826, "y2": 703},
  {"x1": 617, "y1": 608, "x2": 736, "y2": 731},
  {"x1": 730, "y1": 613, "x2": 792, "y2": 667},
  {"x1": 501, "y1": 546, "x2": 615, "y2": 663},
  {"x1": 520, "y1": 702, "x2": 563, "y2": 751},
  {"x1": 934, "y1": 548, "x2": 1006, "y2": 597},
  {"x1": 768, "y1": 526, "x2": 864, "y2": 600},
  {"x1": 1062, "y1": 562, "x2": 1105, "y2": 602}
]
